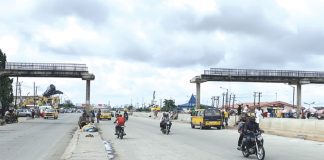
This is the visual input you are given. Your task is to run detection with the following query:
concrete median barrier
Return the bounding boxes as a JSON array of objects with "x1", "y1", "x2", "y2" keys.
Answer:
[{"x1": 133, "y1": 112, "x2": 324, "y2": 142}]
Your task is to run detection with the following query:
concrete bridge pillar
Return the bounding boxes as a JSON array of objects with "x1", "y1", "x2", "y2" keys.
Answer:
[
  {"x1": 85, "y1": 80, "x2": 91, "y2": 114},
  {"x1": 190, "y1": 76, "x2": 206, "y2": 110},
  {"x1": 296, "y1": 82, "x2": 302, "y2": 119},
  {"x1": 196, "y1": 82, "x2": 201, "y2": 109},
  {"x1": 82, "y1": 73, "x2": 95, "y2": 115}
]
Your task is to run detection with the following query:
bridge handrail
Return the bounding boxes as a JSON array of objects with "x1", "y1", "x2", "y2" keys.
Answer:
[
  {"x1": 204, "y1": 68, "x2": 324, "y2": 78},
  {"x1": 5, "y1": 62, "x2": 88, "y2": 72}
]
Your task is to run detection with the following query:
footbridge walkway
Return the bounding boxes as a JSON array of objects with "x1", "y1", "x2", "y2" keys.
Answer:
[
  {"x1": 0, "y1": 62, "x2": 95, "y2": 111},
  {"x1": 191, "y1": 68, "x2": 324, "y2": 118}
]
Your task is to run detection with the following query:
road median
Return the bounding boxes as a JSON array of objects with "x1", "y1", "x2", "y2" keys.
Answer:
[{"x1": 61, "y1": 125, "x2": 108, "y2": 160}]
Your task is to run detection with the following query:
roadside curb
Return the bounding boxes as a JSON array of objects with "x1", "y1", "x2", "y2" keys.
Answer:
[
  {"x1": 61, "y1": 128, "x2": 79, "y2": 160},
  {"x1": 265, "y1": 130, "x2": 324, "y2": 142},
  {"x1": 60, "y1": 126, "x2": 108, "y2": 160}
]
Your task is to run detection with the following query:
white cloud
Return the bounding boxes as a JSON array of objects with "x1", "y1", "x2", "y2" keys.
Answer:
[{"x1": 2, "y1": 0, "x2": 324, "y2": 106}]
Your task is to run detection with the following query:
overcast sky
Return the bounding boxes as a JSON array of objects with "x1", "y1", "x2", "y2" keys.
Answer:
[{"x1": 2, "y1": 0, "x2": 324, "y2": 107}]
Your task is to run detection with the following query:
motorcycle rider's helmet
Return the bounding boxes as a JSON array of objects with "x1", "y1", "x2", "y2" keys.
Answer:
[{"x1": 163, "y1": 112, "x2": 168, "y2": 117}]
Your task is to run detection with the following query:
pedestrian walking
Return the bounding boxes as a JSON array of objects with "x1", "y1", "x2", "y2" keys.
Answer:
[
  {"x1": 255, "y1": 107, "x2": 262, "y2": 128},
  {"x1": 96, "y1": 109, "x2": 101, "y2": 123},
  {"x1": 224, "y1": 109, "x2": 229, "y2": 126}
]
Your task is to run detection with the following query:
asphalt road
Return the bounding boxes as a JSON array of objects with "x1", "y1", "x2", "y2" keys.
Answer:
[
  {"x1": 0, "y1": 113, "x2": 79, "y2": 160},
  {"x1": 100, "y1": 116, "x2": 324, "y2": 160}
]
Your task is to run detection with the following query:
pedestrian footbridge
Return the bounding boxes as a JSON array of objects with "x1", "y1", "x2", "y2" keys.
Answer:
[
  {"x1": 0, "y1": 62, "x2": 95, "y2": 111},
  {"x1": 191, "y1": 68, "x2": 324, "y2": 118}
]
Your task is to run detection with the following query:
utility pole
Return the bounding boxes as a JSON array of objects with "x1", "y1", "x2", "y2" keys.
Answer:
[
  {"x1": 14, "y1": 77, "x2": 18, "y2": 108},
  {"x1": 225, "y1": 90, "x2": 228, "y2": 109},
  {"x1": 232, "y1": 94, "x2": 236, "y2": 108},
  {"x1": 258, "y1": 92, "x2": 262, "y2": 108},
  {"x1": 216, "y1": 96, "x2": 220, "y2": 108},
  {"x1": 33, "y1": 82, "x2": 36, "y2": 108},
  {"x1": 211, "y1": 96, "x2": 215, "y2": 107},
  {"x1": 228, "y1": 94, "x2": 232, "y2": 109},
  {"x1": 222, "y1": 93, "x2": 225, "y2": 108},
  {"x1": 18, "y1": 82, "x2": 22, "y2": 107},
  {"x1": 253, "y1": 92, "x2": 257, "y2": 107}
]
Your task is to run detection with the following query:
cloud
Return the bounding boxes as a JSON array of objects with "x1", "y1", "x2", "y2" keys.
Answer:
[
  {"x1": 3, "y1": 0, "x2": 324, "y2": 105},
  {"x1": 34, "y1": 0, "x2": 110, "y2": 25}
]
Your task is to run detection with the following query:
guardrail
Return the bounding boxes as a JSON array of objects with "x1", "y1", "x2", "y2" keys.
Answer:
[
  {"x1": 5, "y1": 62, "x2": 88, "y2": 72},
  {"x1": 204, "y1": 68, "x2": 324, "y2": 78}
]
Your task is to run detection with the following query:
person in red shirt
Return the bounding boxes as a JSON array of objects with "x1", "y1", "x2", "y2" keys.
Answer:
[{"x1": 114, "y1": 114, "x2": 126, "y2": 135}]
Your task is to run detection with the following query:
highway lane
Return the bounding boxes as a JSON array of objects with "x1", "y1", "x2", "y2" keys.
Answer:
[
  {"x1": 0, "y1": 113, "x2": 80, "y2": 160},
  {"x1": 100, "y1": 115, "x2": 324, "y2": 160}
]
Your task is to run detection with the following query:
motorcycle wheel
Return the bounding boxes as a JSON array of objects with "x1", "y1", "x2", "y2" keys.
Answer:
[
  {"x1": 119, "y1": 132, "x2": 123, "y2": 139},
  {"x1": 256, "y1": 145, "x2": 265, "y2": 160},
  {"x1": 242, "y1": 145, "x2": 250, "y2": 158},
  {"x1": 166, "y1": 127, "x2": 170, "y2": 135}
]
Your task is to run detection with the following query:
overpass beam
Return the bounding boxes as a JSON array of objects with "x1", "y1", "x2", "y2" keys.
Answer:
[{"x1": 296, "y1": 82, "x2": 302, "y2": 119}]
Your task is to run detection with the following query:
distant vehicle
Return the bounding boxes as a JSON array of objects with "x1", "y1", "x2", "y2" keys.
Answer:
[
  {"x1": 39, "y1": 105, "x2": 52, "y2": 117},
  {"x1": 100, "y1": 109, "x2": 113, "y2": 120},
  {"x1": 44, "y1": 109, "x2": 58, "y2": 119},
  {"x1": 191, "y1": 108, "x2": 223, "y2": 129},
  {"x1": 16, "y1": 109, "x2": 32, "y2": 117},
  {"x1": 316, "y1": 109, "x2": 324, "y2": 119}
]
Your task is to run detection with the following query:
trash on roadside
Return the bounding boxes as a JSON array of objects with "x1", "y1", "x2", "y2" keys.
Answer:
[
  {"x1": 81, "y1": 123, "x2": 98, "y2": 132},
  {"x1": 85, "y1": 134, "x2": 94, "y2": 137}
]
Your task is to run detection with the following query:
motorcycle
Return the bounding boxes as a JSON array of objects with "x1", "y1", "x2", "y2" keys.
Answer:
[
  {"x1": 241, "y1": 130, "x2": 265, "y2": 160},
  {"x1": 161, "y1": 121, "x2": 171, "y2": 135},
  {"x1": 116, "y1": 125, "x2": 126, "y2": 139},
  {"x1": 5, "y1": 114, "x2": 18, "y2": 124}
]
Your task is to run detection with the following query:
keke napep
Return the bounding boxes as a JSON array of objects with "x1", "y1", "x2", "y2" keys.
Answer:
[{"x1": 191, "y1": 108, "x2": 223, "y2": 129}]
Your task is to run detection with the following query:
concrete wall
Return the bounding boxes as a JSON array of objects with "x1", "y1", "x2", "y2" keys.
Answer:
[{"x1": 132, "y1": 112, "x2": 324, "y2": 141}]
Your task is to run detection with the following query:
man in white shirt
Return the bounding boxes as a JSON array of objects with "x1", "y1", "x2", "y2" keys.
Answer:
[{"x1": 255, "y1": 107, "x2": 263, "y2": 127}]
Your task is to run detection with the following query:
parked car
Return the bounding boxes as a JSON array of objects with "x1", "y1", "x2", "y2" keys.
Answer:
[
  {"x1": 44, "y1": 109, "x2": 59, "y2": 119},
  {"x1": 16, "y1": 109, "x2": 32, "y2": 117}
]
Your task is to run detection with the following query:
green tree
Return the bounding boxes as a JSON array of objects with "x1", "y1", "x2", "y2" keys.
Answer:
[
  {"x1": 0, "y1": 49, "x2": 14, "y2": 116},
  {"x1": 63, "y1": 99, "x2": 75, "y2": 108},
  {"x1": 127, "y1": 105, "x2": 134, "y2": 111},
  {"x1": 162, "y1": 99, "x2": 176, "y2": 112}
]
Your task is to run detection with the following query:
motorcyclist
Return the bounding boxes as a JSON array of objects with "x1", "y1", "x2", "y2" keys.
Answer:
[
  {"x1": 242, "y1": 116, "x2": 262, "y2": 147},
  {"x1": 124, "y1": 111, "x2": 129, "y2": 121},
  {"x1": 114, "y1": 114, "x2": 126, "y2": 135},
  {"x1": 160, "y1": 112, "x2": 172, "y2": 131},
  {"x1": 237, "y1": 115, "x2": 247, "y2": 150}
]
